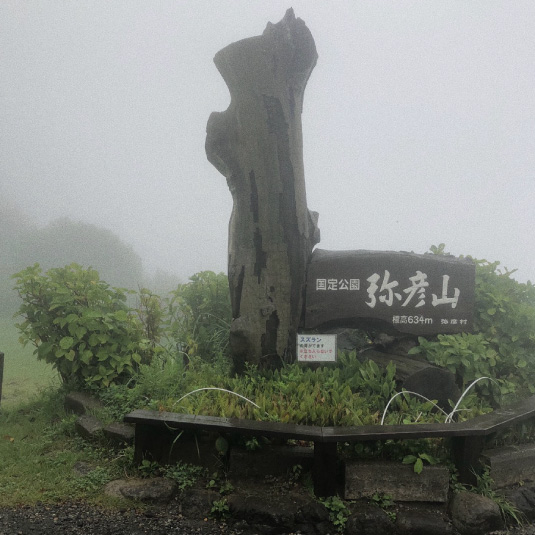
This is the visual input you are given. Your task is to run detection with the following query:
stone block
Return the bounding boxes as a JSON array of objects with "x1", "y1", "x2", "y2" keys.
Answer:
[
  {"x1": 396, "y1": 508, "x2": 453, "y2": 535},
  {"x1": 75, "y1": 415, "x2": 104, "y2": 440},
  {"x1": 344, "y1": 461, "x2": 450, "y2": 502},
  {"x1": 64, "y1": 391, "x2": 103, "y2": 415},
  {"x1": 229, "y1": 445, "x2": 314, "y2": 479},
  {"x1": 103, "y1": 422, "x2": 134, "y2": 446},
  {"x1": 482, "y1": 443, "x2": 535, "y2": 489}
]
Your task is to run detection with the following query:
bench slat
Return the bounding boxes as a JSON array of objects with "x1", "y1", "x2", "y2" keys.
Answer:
[
  {"x1": 125, "y1": 409, "x2": 323, "y2": 441},
  {"x1": 453, "y1": 395, "x2": 535, "y2": 433},
  {"x1": 124, "y1": 395, "x2": 535, "y2": 443},
  {"x1": 321, "y1": 422, "x2": 480, "y2": 441}
]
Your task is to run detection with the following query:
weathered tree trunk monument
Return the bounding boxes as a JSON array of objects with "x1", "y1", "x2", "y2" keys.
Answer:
[
  {"x1": 206, "y1": 10, "x2": 474, "y2": 385},
  {"x1": 206, "y1": 9, "x2": 319, "y2": 372}
]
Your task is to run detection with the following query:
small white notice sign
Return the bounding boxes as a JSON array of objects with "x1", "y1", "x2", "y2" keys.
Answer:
[{"x1": 297, "y1": 334, "x2": 337, "y2": 362}]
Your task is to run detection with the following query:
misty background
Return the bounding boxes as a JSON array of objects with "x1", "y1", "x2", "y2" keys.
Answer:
[{"x1": 2, "y1": 1, "x2": 534, "y2": 313}]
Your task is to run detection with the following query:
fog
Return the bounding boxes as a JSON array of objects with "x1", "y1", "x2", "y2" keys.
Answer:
[{"x1": 2, "y1": 2, "x2": 534, "y2": 283}]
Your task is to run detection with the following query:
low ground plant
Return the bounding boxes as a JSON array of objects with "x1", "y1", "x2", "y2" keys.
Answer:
[
  {"x1": 369, "y1": 492, "x2": 396, "y2": 522},
  {"x1": 210, "y1": 498, "x2": 230, "y2": 519},
  {"x1": 321, "y1": 495, "x2": 350, "y2": 533}
]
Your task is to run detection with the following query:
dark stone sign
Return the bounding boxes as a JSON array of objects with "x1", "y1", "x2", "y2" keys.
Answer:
[{"x1": 304, "y1": 249, "x2": 475, "y2": 336}]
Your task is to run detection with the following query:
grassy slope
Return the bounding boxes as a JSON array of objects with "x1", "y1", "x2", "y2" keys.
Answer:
[
  {"x1": 0, "y1": 390, "x2": 129, "y2": 507},
  {"x1": 0, "y1": 315, "x2": 58, "y2": 407},
  {"x1": 0, "y1": 316, "x2": 127, "y2": 507}
]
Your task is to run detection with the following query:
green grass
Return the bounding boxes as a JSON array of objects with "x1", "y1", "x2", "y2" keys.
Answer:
[
  {"x1": 0, "y1": 315, "x2": 59, "y2": 407},
  {"x1": 0, "y1": 389, "x2": 132, "y2": 506},
  {"x1": 0, "y1": 314, "x2": 137, "y2": 507},
  {"x1": 0, "y1": 314, "x2": 122, "y2": 506}
]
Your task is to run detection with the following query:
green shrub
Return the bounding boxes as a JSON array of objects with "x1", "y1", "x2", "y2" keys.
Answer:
[
  {"x1": 166, "y1": 271, "x2": 231, "y2": 362},
  {"x1": 136, "y1": 288, "x2": 166, "y2": 354},
  {"x1": 410, "y1": 252, "x2": 535, "y2": 405},
  {"x1": 13, "y1": 263, "x2": 148, "y2": 389},
  {"x1": 410, "y1": 333, "x2": 506, "y2": 403},
  {"x1": 473, "y1": 258, "x2": 535, "y2": 395}
]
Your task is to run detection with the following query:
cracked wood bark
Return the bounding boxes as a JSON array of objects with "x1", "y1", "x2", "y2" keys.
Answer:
[{"x1": 206, "y1": 9, "x2": 319, "y2": 372}]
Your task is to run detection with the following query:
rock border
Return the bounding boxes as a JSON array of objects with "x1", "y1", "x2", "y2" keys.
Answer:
[{"x1": 64, "y1": 391, "x2": 534, "y2": 534}]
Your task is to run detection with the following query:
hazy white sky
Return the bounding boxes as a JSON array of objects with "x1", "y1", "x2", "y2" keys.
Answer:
[{"x1": 1, "y1": 2, "x2": 534, "y2": 283}]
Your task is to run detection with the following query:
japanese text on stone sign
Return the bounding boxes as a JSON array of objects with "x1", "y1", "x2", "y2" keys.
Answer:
[{"x1": 316, "y1": 270, "x2": 460, "y2": 309}]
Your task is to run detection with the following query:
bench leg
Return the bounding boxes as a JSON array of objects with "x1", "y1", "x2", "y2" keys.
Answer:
[
  {"x1": 451, "y1": 435, "x2": 485, "y2": 487},
  {"x1": 133, "y1": 423, "x2": 161, "y2": 463},
  {"x1": 133, "y1": 423, "x2": 184, "y2": 464},
  {"x1": 313, "y1": 442, "x2": 337, "y2": 497}
]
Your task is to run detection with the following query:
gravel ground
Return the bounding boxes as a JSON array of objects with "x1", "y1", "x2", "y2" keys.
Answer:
[
  {"x1": 3, "y1": 502, "x2": 535, "y2": 535},
  {"x1": 0, "y1": 502, "x2": 246, "y2": 535}
]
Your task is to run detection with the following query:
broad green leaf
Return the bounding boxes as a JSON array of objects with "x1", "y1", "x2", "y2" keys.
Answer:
[
  {"x1": 414, "y1": 458, "x2": 424, "y2": 474},
  {"x1": 81, "y1": 350, "x2": 93, "y2": 365},
  {"x1": 75, "y1": 326, "x2": 87, "y2": 339},
  {"x1": 83, "y1": 310, "x2": 103, "y2": 319},
  {"x1": 37, "y1": 342, "x2": 53, "y2": 358},
  {"x1": 65, "y1": 313, "x2": 79, "y2": 324},
  {"x1": 419, "y1": 453, "x2": 437, "y2": 465},
  {"x1": 114, "y1": 310, "x2": 128, "y2": 321},
  {"x1": 59, "y1": 336, "x2": 74, "y2": 350}
]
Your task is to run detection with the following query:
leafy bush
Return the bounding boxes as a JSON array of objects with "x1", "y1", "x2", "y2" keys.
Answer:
[
  {"x1": 473, "y1": 259, "x2": 535, "y2": 394},
  {"x1": 411, "y1": 333, "x2": 506, "y2": 403},
  {"x1": 136, "y1": 288, "x2": 166, "y2": 355},
  {"x1": 166, "y1": 271, "x2": 231, "y2": 362},
  {"x1": 410, "y1": 252, "x2": 535, "y2": 405},
  {"x1": 98, "y1": 352, "x2": 190, "y2": 419},
  {"x1": 13, "y1": 263, "x2": 148, "y2": 389}
]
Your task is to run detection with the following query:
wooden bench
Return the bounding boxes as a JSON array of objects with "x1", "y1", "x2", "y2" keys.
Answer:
[{"x1": 125, "y1": 395, "x2": 535, "y2": 497}]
